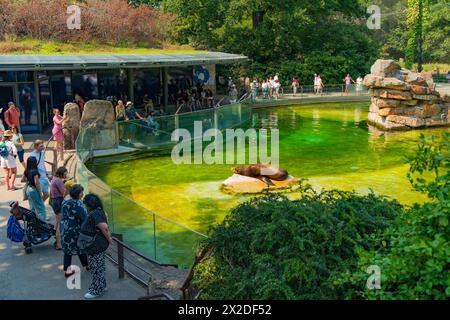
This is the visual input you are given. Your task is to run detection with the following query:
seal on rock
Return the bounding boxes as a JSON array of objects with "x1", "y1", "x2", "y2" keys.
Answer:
[{"x1": 232, "y1": 164, "x2": 289, "y2": 186}]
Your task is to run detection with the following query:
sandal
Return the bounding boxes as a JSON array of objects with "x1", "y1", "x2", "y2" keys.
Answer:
[{"x1": 53, "y1": 242, "x2": 62, "y2": 251}]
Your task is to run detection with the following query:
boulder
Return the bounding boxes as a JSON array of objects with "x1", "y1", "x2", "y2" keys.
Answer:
[
  {"x1": 370, "y1": 60, "x2": 401, "y2": 78},
  {"x1": 365, "y1": 60, "x2": 450, "y2": 131},
  {"x1": 410, "y1": 85, "x2": 431, "y2": 95},
  {"x1": 414, "y1": 104, "x2": 440, "y2": 118},
  {"x1": 386, "y1": 115, "x2": 426, "y2": 128},
  {"x1": 426, "y1": 117, "x2": 449, "y2": 127},
  {"x1": 404, "y1": 71, "x2": 428, "y2": 87},
  {"x1": 363, "y1": 75, "x2": 383, "y2": 87},
  {"x1": 379, "y1": 89, "x2": 412, "y2": 101},
  {"x1": 372, "y1": 97, "x2": 401, "y2": 108},
  {"x1": 368, "y1": 112, "x2": 407, "y2": 130},
  {"x1": 420, "y1": 71, "x2": 435, "y2": 89},
  {"x1": 63, "y1": 103, "x2": 81, "y2": 150},
  {"x1": 380, "y1": 78, "x2": 410, "y2": 91},
  {"x1": 369, "y1": 103, "x2": 379, "y2": 113},
  {"x1": 80, "y1": 100, "x2": 115, "y2": 129},
  {"x1": 221, "y1": 174, "x2": 297, "y2": 194},
  {"x1": 411, "y1": 94, "x2": 439, "y2": 101},
  {"x1": 80, "y1": 100, "x2": 118, "y2": 150},
  {"x1": 441, "y1": 94, "x2": 450, "y2": 103},
  {"x1": 401, "y1": 99, "x2": 419, "y2": 106},
  {"x1": 378, "y1": 107, "x2": 405, "y2": 117}
]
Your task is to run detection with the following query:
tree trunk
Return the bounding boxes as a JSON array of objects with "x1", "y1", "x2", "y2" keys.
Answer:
[
  {"x1": 252, "y1": 11, "x2": 264, "y2": 29},
  {"x1": 417, "y1": 35, "x2": 423, "y2": 72}
]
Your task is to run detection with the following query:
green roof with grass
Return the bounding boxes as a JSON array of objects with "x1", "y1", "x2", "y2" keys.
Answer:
[
  {"x1": 0, "y1": 39, "x2": 205, "y2": 55},
  {"x1": 0, "y1": 52, "x2": 248, "y2": 72}
]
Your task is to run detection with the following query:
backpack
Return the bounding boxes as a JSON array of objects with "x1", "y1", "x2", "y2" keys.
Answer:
[
  {"x1": 6, "y1": 215, "x2": 24, "y2": 243},
  {"x1": 0, "y1": 142, "x2": 10, "y2": 159}
]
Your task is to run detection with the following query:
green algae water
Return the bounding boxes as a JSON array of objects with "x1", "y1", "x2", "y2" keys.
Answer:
[{"x1": 87, "y1": 103, "x2": 448, "y2": 266}]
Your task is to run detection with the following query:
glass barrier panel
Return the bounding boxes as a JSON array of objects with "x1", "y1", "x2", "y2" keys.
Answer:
[
  {"x1": 154, "y1": 214, "x2": 207, "y2": 268},
  {"x1": 110, "y1": 191, "x2": 156, "y2": 260}
]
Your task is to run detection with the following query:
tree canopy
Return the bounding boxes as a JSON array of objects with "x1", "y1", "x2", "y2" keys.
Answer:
[{"x1": 162, "y1": 0, "x2": 378, "y2": 84}]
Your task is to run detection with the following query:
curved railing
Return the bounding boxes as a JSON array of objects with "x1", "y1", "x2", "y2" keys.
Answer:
[{"x1": 75, "y1": 97, "x2": 252, "y2": 267}]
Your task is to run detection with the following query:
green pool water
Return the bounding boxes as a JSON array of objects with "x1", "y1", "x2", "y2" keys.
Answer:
[{"x1": 88, "y1": 103, "x2": 448, "y2": 266}]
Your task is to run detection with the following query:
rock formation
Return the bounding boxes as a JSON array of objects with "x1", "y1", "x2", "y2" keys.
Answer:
[
  {"x1": 80, "y1": 100, "x2": 118, "y2": 150},
  {"x1": 365, "y1": 59, "x2": 450, "y2": 131},
  {"x1": 221, "y1": 174, "x2": 297, "y2": 194},
  {"x1": 62, "y1": 103, "x2": 81, "y2": 150}
]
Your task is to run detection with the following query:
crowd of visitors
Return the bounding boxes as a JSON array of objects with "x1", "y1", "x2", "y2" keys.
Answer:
[
  {"x1": 173, "y1": 86, "x2": 215, "y2": 112},
  {"x1": 243, "y1": 73, "x2": 366, "y2": 99},
  {"x1": 1, "y1": 129, "x2": 112, "y2": 298}
]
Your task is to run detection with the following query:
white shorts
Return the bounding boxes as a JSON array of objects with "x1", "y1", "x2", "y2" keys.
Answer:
[{"x1": 1, "y1": 155, "x2": 17, "y2": 169}]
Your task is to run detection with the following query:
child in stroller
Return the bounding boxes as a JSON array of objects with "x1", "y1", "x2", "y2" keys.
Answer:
[{"x1": 9, "y1": 201, "x2": 56, "y2": 254}]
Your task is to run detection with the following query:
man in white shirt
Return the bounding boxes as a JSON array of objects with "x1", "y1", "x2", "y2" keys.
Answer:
[
  {"x1": 29, "y1": 139, "x2": 50, "y2": 202},
  {"x1": 356, "y1": 76, "x2": 364, "y2": 95},
  {"x1": 314, "y1": 74, "x2": 319, "y2": 95},
  {"x1": 316, "y1": 75, "x2": 324, "y2": 95},
  {"x1": 1, "y1": 130, "x2": 18, "y2": 191}
]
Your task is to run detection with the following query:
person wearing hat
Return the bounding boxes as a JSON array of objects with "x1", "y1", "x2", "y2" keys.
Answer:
[
  {"x1": 125, "y1": 101, "x2": 144, "y2": 121},
  {"x1": 4, "y1": 102, "x2": 21, "y2": 131},
  {"x1": 0, "y1": 130, "x2": 18, "y2": 191}
]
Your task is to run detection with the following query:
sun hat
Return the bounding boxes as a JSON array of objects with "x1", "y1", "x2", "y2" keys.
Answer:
[
  {"x1": 3, "y1": 130, "x2": 13, "y2": 137},
  {"x1": 64, "y1": 180, "x2": 76, "y2": 190}
]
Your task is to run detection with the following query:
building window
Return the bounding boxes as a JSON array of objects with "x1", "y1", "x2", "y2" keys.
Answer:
[
  {"x1": 72, "y1": 71, "x2": 98, "y2": 101},
  {"x1": 98, "y1": 69, "x2": 128, "y2": 101},
  {"x1": 168, "y1": 67, "x2": 193, "y2": 104},
  {"x1": 18, "y1": 83, "x2": 39, "y2": 133},
  {"x1": 50, "y1": 76, "x2": 72, "y2": 111},
  {"x1": 133, "y1": 68, "x2": 162, "y2": 108},
  {"x1": 0, "y1": 72, "x2": 16, "y2": 82},
  {"x1": 39, "y1": 79, "x2": 53, "y2": 129},
  {"x1": 17, "y1": 71, "x2": 34, "y2": 82}
]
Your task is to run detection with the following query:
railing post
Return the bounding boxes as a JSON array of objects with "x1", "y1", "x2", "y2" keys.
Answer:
[
  {"x1": 114, "y1": 233, "x2": 125, "y2": 279},
  {"x1": 153, "y1": 214, "x2": 157, "y2": 261},
  {"x1": 174, "y1": 114, "x2": 179, "y2": 130},
  {"x1": 214, "y1": 109, "x2": 219, "y2": 129}
]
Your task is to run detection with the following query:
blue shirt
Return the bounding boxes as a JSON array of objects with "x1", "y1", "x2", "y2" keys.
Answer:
[{"x1": 125, "y1": 107, "x2": 137, "y2": 120}]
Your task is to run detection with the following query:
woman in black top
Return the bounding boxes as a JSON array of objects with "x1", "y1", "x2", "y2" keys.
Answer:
[
  {"x1": 22, "y1": 156, "x2": 47, "y2": 221},
  {"x1": 81, "y1": 194, "x2": 112, "y2": 299}
]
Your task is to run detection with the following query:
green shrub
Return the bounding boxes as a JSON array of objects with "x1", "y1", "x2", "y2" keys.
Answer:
[
  {"x1": 339, "y1": 132, "x2": 449, "y2": 299},
  {"x1": 192, "y1": 186, "x2": 403, "y2": 299}
]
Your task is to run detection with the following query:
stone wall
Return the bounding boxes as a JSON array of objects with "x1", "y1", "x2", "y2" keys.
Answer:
[
  {"x1": 364, "y1": 60, "x2": 450, "y2": 131},
  {"x1": 80, "y1": 100, "x2": 118, "y2": 150}
]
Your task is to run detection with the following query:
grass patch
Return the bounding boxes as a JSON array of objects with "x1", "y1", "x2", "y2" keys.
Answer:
[
  {"x1": 0, "y1": 38, "x2": 205, "y2": 55},
  {"x1": 399, "y1": 61, "x2": 450, "y2": 73}
]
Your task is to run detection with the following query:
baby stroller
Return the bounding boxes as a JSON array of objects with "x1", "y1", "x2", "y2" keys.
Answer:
[{"x1": 9, "y1": 201, "x2": 56, "y2": 254}]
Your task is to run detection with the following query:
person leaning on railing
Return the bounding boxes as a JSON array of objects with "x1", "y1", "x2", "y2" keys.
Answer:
[{"x1": 115, "y1": 100, "x2": 128, "y2": 121}]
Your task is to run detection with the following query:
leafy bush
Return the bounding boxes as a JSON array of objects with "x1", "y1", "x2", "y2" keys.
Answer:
[
  {"x1": 0, "y1": 0, "x2": 172, "y2": 47},
  {"x1": 339, "y1": 132, "x2": 449, "y2": 299},
  {"x1": 192, "y1": 133, "x2": 449, "y2": 300},
  {"x1": 192, "y1": 186, "x2": 403, "y2": 299}
]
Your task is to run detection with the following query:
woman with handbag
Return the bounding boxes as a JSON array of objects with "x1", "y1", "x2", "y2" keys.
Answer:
[
  {"x1": 79, "y1": 194, "x2": 112, "y2": 299},
  {"x1": 60, "y1": 184, "x2": 89, "y2": 277},
  {"x1": 50, "y1": 167, "x2": 68, "y2": 251},
  {"x1": 22, "y1": 156, "x2": 47, "y2": 221}
]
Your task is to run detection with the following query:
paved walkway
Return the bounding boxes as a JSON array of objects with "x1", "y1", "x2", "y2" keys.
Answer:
[{"x1": 0, "y1": 137, "x2": 147, "y2": 300}]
